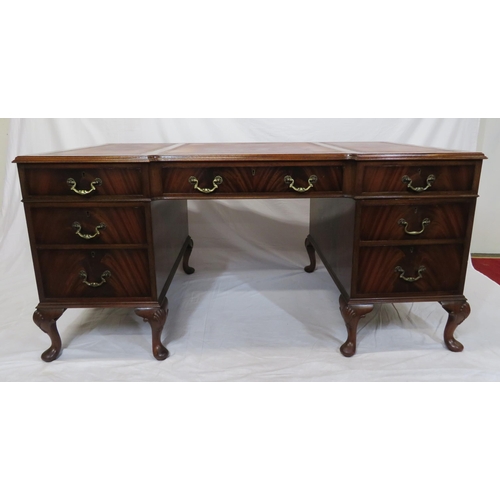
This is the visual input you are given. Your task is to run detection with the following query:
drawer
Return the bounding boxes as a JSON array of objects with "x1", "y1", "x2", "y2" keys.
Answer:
[
  {"x1": 37, "y1": 249, "x2": 153, "y2": 299},
  {"x1": 162, "y1": 166, "x2": 254, "y2": 195},
  {"x1": 359, "y1": 201, "x2": 472, "y2": 241},
  {"x1": 21, "y1": 164, "x2": 146, "y2": 198},
  {"x1": 161, "y1": 164, "x2": 343, "y2": 196},
  {"x1": 356, "y1": 244, "x2": 464, "y2": 296},
  {"x1": 360, "y1": 161, "x2": 477, "y2": 195},
  {"x1": 29, "y1": 205, "x2": 147, "y2": 245},
  {"x1": 252, "y1": 166, "x2": 343, "y2": 194}
]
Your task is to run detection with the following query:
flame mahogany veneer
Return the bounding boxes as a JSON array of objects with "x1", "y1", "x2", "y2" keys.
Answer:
[{"x1": 15, "y1": 142, "x2": 485, "y2": 360}]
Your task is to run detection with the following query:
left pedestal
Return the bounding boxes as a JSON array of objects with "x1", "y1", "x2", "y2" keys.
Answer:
[{"x1": 18, "y1": 160, "x2": 192, "y2": 360}]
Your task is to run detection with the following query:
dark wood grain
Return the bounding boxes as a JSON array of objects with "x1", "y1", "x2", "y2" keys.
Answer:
[
  {"x1": 161, "y1": 163, "x2": 343, "y2": 196},
  {"x1": 304, "y1": 235, "x2": 317, "y2": 273},
  {"x1": 440, "y1": 300, "x2": 471, "y2": 352},
  {"x1": 15, "y1": 142, "x2": 484, "y2": 360},
  {"x1": 183, "y1": 236, "x2": 195, "y2": 275},
  {"x1": 33, "y1": 308, "x2": 66, "y2": 362},
  {"x1": 359, "y1": 200, "x2": 472, "y2": 242},
  {"x1": 252, "y1": 166, "x2": 343, "y2": 194},
  {"x1": 21, "y1": 164, "x2": 145, "y2": 197},
  {"x1": 360, "y1": 161, "x2": 477, "y2": 194},
  {"x1": 309, "y1": 198, "x2": 356, "y2": 297},
  {"x1": 355, "y1": 244, "x2": 463, "y2": 296},
  {"x1": 29, "y1": 204, "x2": 148, "y2": 245},
  {"x1": 150, "y1": 200, "x2": 190, "y2": 301},
  {"x1": 135, "y1": 298, "x2": 169, "y2": 360},
  {"x1": 37, "y1": 249, "x2": 152, "y2": 300},
  {"x1": 163, "y1": 166, "x2": 254, "y2": 195},
  {"x1": 339, "y1": 296, "x2": 374, "y2": 357}
]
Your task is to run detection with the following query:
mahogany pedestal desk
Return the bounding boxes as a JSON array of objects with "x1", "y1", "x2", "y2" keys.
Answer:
[{"x1": 15, "y1": 142, "x2": 485, "y2": 361}]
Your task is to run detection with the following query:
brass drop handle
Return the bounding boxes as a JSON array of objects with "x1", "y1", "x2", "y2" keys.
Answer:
[
  {"x1": 79, "y1": 270, "x2": 111, "y2": 287},
  {"x1": 395, "y1": 265, "x2": 426, "y2": 282},
  {"x1": 398, "y1": 218, "x2": 431, "y2": 235},
  {"x1": 67, "y1": 177, "x2": 102, "y2": 195},
  {"x1": 189, "y1": 175, "x2": 223, "y2": 193},
  {"x1": 72, "y1": 221, "x2": 106, "y2": 240},
  {"x1": 284, "y1": 175, "x2": 318, "y2": 193},
  {"x1": 402, "y1": 174, "x2": 435, "y2": 192}
]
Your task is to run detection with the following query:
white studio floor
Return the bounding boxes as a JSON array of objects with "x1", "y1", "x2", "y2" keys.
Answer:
[{"x1": 1, "y1": 239, "x2": 500, "y2": 382}]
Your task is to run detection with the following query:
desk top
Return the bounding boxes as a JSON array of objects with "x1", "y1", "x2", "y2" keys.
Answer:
[{"x1": 15, "y1": 142, "x2": 486, "y2": 163}]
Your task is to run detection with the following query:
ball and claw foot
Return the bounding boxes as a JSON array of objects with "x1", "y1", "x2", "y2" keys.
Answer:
[{"x1": 440, "y1": 300, "x2": 470, "y2": 353}]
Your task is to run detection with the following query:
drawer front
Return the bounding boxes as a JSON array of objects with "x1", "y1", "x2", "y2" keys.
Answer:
[
  {"x1": 161, "y1": 165, "x2": 343, "y2": 196},
  {"x1": 29, "y1": 205, "x2": 147, "y2": 245},
  {"x1": 359, "y1": 202, "x2": 471, "y2": 241},
  {"x1": 22, "y1": 165, "x2": 145, "y2": 197},
  {"x1": 163, "y1": 167, "x2": 254, "y2": 195},
  {"x1": 356, "y1": 244, "x2": 464, "y2": 296},
  {"x1": 252, "y1": 166, "x2": 343, "y2": 194},
  {"x1": 360, "y1": 162, "x2": 476, "y2": 195},
  {"x1": 37, "y1": 249, "x2": 152, "y2": 299}
]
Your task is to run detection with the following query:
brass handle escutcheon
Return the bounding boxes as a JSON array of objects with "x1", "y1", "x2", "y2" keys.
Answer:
[
  {"x1": 79, "y1": 270, "x2": 111, "y2": 287},
  {"x1": 189, "y1": 175, "x2": 223, "y2": 193},
  {"x1": 284, "y1": 175, "x2": 318, "y2": 193},
  {"x1": 72, "y1": 222, "x2": 106, "y2": 240},
  {"x1": 67, "y1": 177, "x2": 102, "y2": 195},
  {"x1": 394, "y1": 265, "x2": 426, "y2": 282},
  {"x1": 398, "y1": 218, "x2": 431, "y2": 235},
  {"x1": 402, "y1": 174, "x2": 435, "y2": 192}
]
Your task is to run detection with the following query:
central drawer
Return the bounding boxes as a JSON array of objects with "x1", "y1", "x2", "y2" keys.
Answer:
[
  {"x1": 37, "y1": 249, "x2": 153, "y2": 299},
  {"x1": 160, "y1": 162, "x2": 343, "y2": 196},
  {"x1": 29, "y1": 204, "x2": 148, "y2": 245}
]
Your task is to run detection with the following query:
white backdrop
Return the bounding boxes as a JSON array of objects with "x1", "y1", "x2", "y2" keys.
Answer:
[{"x1": 2, "y1": 118, "x2": 500, "y2": 381}]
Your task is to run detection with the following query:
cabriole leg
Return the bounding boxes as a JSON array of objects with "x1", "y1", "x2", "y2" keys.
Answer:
[
  {"x1": 339, "y1": 296, "x2": 374, "y2": 357},
  {"x1": 304, "y1": 235, "x2": 316, "y2": 273},
  {"x1": 440, "y1": 300, "x2": 471, "y2": 352},
  {"x1": 33, "y1": 308, "x2": 66, "y2": 362},
  {"x1": 135, "y1": 299, "x2": 169, "y2": 360},
  {"x1": 183, "y1": 236, "x2": 195, "y2": 275}
]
